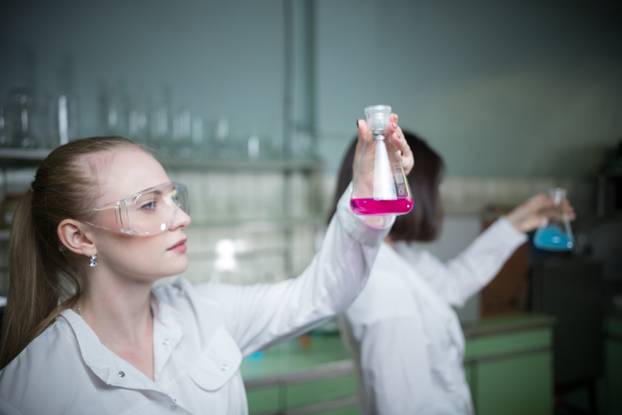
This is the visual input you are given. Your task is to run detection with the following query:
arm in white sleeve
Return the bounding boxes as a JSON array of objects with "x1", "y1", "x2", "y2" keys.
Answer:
[
  {"x1": 196, "y1": 186, "x2": 394, "y2": 356},
  {"x1": 403, "y1": 218, "x2": 527, "y2": 307},
  {"x1": 398, "y1": 218, "x2": 527, "y2": 307},
  {"x1": 354, "y1": 317, "x2": 433, "y2": 415}
]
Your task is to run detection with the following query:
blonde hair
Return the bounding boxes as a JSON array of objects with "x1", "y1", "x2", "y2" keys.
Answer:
[{"x1": 0, "y1": 136, "x2": 139, "y2": 368}]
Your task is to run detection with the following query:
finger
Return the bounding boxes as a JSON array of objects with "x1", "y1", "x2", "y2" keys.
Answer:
[
  {"x1": 384, "y1": 113, "x2": 399, "y2": 137},
  {"x1": 387, "y1": 126, "x2": 411, "y2": 158},
  {"x1": 356, "y1": 119, "x2": 373, "y2": 144},
  {"x1": 527, "y1": 194, "x2": 553, "y2": 210}
]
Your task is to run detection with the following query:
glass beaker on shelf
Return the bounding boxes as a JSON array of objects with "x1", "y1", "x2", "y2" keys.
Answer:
[
  {"x1": 0, "y1": 106, "x2": 9, "y2": 147},
  {"x1": 191, "y1": 115, "x2": 207, "y2": 157},
  {"x1": 43, "y1": 93, "x2": 78, "y2": 147},
  {"x1": 128, "y1": 87, "x2": 149, "y2": 144},
  {"x1": 246, "y1": 132, "x2": 276, "y2": 161},
  {"x1": 6, "y1": 87, "x2": 37, "y2": 148},
  {"x1": 211, "y1": 116, "x2": 237, "y2": 160},
  {"x1": 172, "y1": 107, "x2": 193, "y2": 158},
  {"x1": 533, "y1": 187, "x2": 574, "y2": 251},
  {"x1": 350, "y1": 105, "x2": 413, "y2": 216},
  {"x1": 148, "y1": 92, "x2": 171, "y2": 151},
  {"x1": 99, "y1": 81, "x2": 129, "y2": 137}
]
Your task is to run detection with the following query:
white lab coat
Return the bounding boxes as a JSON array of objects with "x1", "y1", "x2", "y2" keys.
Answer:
[
  {"x1": 0, "y1": 189, "x2": 392, "y2": 415},
  {"x1": 344, "y1": 218, "x2": 526, "y2": 415}
]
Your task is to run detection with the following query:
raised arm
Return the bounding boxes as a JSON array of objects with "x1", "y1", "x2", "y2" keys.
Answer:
[
  {"x1": 197, "y1": 187, "x2": 393, "y2": 355},
  {"x1": 396, "y1": 193, "x2": 576, "y2": 307}
]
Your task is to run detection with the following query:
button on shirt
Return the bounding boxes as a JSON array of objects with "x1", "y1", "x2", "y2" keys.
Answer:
[{"x1": 0, "y1": 188, "x2": 393, "y2": 415}]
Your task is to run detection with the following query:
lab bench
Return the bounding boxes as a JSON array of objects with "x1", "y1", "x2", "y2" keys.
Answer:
[{"x1": 241, "y1": 313, "x2": 555, "y2": 415}]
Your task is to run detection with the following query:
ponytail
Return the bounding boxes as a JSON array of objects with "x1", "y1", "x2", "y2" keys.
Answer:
[
  {"x1": 0, "y1": 190, "x2": 58, "y2": 367},
  {"x1": 0, "y1": 136, "x2": 137, "y2": 368}
]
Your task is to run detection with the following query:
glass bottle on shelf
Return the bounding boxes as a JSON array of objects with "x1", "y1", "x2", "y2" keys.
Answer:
[
  {"x1": 99, "y1": 81, "x2": 129, "y2": 137},
  {"x1": 148, "y1": 87, "x2": 172, "y2": 151},
  {"x1": 7, "y1": 87, "x2": 37, "y2": 148},
  {"x1": 191, "y1": 115, "x2": 206, "y2": 157},
  {"x1": 128, "y1": 86, "x2": 149, "y2": 144},
  {"x1": 350, "y1": 105, "x2": 413, "y2": 215},
  {"x1": 213, "y1": 115, "x2": 236, "y2": 159},
  {"x1": 172, "y1": 107, "x2": 192, "y2": 158},
  {"x1": 0, "y1": 106, "x2": 9, "y2": 147}
]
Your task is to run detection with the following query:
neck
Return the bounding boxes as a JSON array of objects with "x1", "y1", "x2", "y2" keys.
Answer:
[{"x1": 78, "y1": 273, "x2": 154, "y2": 347}]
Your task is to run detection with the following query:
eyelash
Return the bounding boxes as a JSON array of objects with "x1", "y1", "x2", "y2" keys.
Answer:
[{"x1": 140, "y1": 201, "x2": 157, "y2": 210}]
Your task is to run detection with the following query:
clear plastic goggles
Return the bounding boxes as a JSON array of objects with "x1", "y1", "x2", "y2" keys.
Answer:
[{"x1": 85, "y1": 182, "x2": 189, "y2": 236}]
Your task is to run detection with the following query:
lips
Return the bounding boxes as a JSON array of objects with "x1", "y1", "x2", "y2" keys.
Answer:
[{"x1": 167, "y1": 238, "x2": 187, "y2": 252}]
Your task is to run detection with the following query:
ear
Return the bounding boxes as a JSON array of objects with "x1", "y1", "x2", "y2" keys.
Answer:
[{"x1": 57, "y1": 219, "x2": 97, "y2": 257}]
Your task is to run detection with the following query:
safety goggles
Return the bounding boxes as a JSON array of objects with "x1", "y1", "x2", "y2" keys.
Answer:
[{"x1": 85, "y1": 182, "x2": 189, "y2": 236}]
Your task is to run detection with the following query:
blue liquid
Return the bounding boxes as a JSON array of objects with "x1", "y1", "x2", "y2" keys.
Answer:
[
  {"x1": 246, "y1": 351, "x2": 264, "y2": 361},
  {"x1": 533, "y1": 225, "x2": 574, "y2": 251}
]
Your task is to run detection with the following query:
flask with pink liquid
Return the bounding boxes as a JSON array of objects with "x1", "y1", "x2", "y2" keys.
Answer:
[{"x1": 351, "y1": 105, "x2": 413, "y2": 216}]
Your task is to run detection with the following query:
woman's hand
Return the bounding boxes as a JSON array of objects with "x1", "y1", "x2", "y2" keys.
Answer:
[
  {"x1": 505, "y1": 193, "x2": 576, "y2": 233},
  {"x1": 352, "y1": 113, "x2": 414, "y2": 198}
]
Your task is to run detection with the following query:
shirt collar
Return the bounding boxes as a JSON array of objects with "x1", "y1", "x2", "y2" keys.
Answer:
[{"x1": 59, "y1": 293, "x2": 184, "y2": 390}]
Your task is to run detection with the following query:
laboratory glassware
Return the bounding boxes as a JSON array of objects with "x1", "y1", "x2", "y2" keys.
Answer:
[
  {"x1": 533, "y1": 187, "x2": 574, "y2": 251},
  {"x1": 351, "y1": 105, "x2": 413, "y2": 215}
]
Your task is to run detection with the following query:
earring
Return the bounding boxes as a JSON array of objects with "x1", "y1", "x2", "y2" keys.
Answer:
[{"x1": 89, "y1": 254, "x2": 98, "y2": 268}]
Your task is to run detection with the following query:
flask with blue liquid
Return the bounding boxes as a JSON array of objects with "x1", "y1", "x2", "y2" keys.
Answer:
[{"x1": 533, "y1": 187, "x2": 574, "y2": 251}]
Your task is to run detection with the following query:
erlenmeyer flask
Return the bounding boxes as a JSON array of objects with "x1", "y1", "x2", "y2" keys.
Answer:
[
  {"x1": 351, "y1": 105, "x2": 413, "y2": 216},
  {"x1": 533, "y1": 187, "x2": 574, "y2": 251}
]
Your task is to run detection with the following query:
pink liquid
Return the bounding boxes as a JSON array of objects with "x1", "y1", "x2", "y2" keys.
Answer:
[{"x1": 350, "y1": 198, "x2": 414, "y2": 215}]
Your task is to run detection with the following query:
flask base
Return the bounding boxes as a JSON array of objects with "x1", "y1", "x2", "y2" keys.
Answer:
[{"x1": 350, "y1": 197, "x2": 414, "y2": 215}]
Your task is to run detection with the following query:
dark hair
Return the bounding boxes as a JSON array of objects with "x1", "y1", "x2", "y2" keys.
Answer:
[
  {"x1": 0, "y1": 136, "x2": 140, "y2": 368},
  {"x1": 328, "y1": 130, "x2": 445, "y2": 242}
]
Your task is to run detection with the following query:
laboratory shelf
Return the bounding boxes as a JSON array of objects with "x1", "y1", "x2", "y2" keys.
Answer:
[
  {"x1": 190, "y1": 217, "x2": 323, "y2": 229},
  {"x1": 162, "y1": 157, "x2": 323, "y2": 172},
  {"x1": 0, "y1": 147, "x2": 323, "y2": 172},
  {"x1": 0, "y1": 148, "x2": 52, "y2": 167}
]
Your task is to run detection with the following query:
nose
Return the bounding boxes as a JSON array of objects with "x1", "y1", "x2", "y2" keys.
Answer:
[{"x1": 171, "y1": 206, "x2": 192, "y2": 230}]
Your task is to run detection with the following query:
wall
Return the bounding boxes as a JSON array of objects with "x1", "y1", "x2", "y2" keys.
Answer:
[
  {"x1": 316, "y1": 0, "x2": 622, "y2": 177},
  {"x1": 2, "y1": 0, "x2": 621, "y2": 318},
  {"x1": 0, "y1": 0, "x2": 286, "y2": 143},
  {"x1": 2, "y1": 0, "x2": 621, "y2": 176}
]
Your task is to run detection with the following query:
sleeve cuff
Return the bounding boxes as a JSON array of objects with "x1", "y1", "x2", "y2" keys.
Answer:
[
  {"x1": 336, "y1": 183, "x2": 395, "y2": 246},
  {"x1": 491, "y1": 217, "x2": 528, "y2": 250}
]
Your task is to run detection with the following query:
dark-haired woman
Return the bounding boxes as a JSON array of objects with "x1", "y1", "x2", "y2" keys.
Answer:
[{"x1": 330, "y1": 131, "x2": 575, "y2": 414}]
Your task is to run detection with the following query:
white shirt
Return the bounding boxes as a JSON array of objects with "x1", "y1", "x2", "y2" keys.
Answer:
[
  {"x1": 344, "y1": 218, "x2": 527, "y2": 415},
  {"x1": 0, "y1": 189, "x2": 393, "y2": 415}
]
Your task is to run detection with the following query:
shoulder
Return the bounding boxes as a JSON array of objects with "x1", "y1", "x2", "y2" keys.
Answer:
[
  {"x1": 393, "y1": 241, "x2": 439, "y2": 265},
  {"x1": 0, "y1": 317, "x2": 82, "y2": 411},
  {"x1": 2, "y1": 317, "x2": 78, "y2": 373},
  {"x1": 154, "y1": 277, "x2": 239, "y2": 310},
  {"x1": 153, "y1": 277, "x2": 246, "y2": 339}
]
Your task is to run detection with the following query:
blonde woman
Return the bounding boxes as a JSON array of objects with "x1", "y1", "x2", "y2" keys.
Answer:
[{"x1": 0, "y1": 115, "x2": 413, "y2": 415}]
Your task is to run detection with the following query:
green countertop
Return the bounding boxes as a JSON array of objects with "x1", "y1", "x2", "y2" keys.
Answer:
[
  {"x1": 241, "y1": 313, "x2": 555, "y2": 384},
  {"x1": 462, "y1": 313, "x2": 555, "y2": 338},
  {"x1": 242, "y1": 336, "x2": 350, "y2": 386}
]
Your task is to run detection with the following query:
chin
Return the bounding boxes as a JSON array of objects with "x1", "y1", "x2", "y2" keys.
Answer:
[{"x1": 167, "y1": 258, "x2": 189, "y2": 275}]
